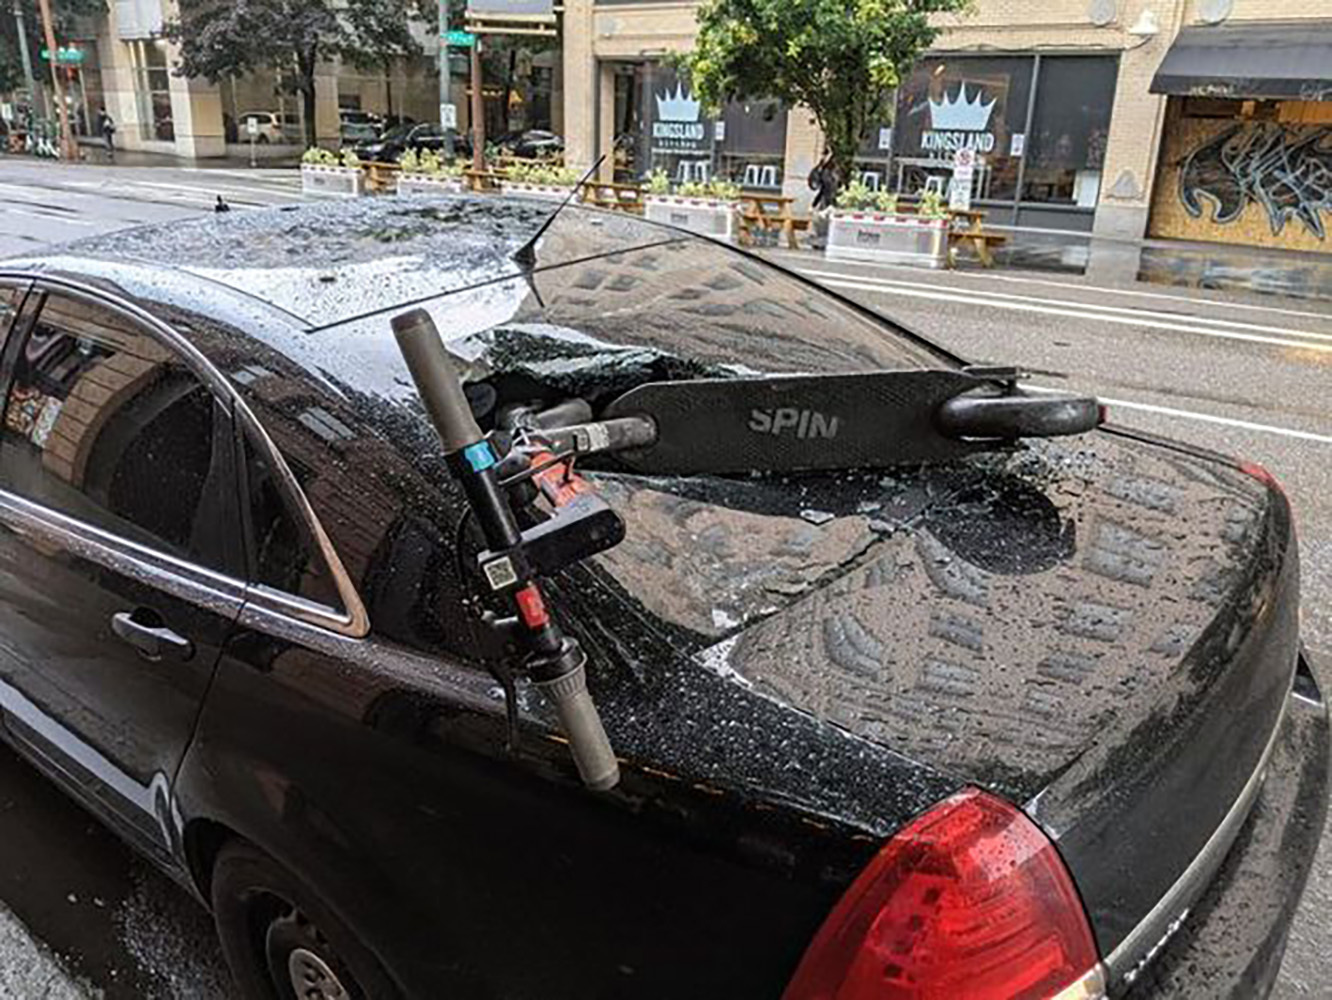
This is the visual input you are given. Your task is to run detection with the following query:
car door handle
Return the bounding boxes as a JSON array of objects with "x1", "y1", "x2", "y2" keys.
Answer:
[{"x1": 111, "y1": 611, "x2": 194, "y2": 662}]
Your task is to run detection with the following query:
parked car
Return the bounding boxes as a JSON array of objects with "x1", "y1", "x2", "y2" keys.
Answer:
[
  {"x1": 351, "y1": 122, "x2": 471, "y2": 163},
  {"x1": 340, "y1": 109, "x2": 384, "y2": 145},
  {"x1": 496, "y1": 128, "x2": 565, "y2": 159},
  {"x1": 237, "y1": 110, "x2": 300, "y2": 145},
  {"x1": 0, "y1": 196, "x2": 1325, "y2": 1000}
]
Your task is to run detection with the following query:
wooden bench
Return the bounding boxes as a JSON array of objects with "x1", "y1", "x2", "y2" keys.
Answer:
[
  {"x1": 463, "y1": 168, "x2": 506, "y2": 192},
  {"x1": 579, "y1": 180, "x2": 645, "y2": 215},
  {"x1": 947, "y1": 208, "x2": 1008, "y2": 268},
  {"x1": 362, "y1": 161, "x2": 400, "y2": 194},
  {"x1": 948, "y1": 227, "x2": 1009, "y2": 268},
  {"x1": 736, "y1": 193, "x2": 810, "y2": 250}
]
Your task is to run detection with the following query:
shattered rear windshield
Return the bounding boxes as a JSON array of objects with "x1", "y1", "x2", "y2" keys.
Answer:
[{"x1": 326, "y1": 226, "x2": 959, "y2": 645}]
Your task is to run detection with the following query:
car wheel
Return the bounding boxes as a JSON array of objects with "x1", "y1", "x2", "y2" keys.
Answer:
[
  {"x1": 211, "y1": 840, "x2": 400, "y2": 1000},
  {"x1": 257, "y1": 134, "x2": 270, "y2": 145}
]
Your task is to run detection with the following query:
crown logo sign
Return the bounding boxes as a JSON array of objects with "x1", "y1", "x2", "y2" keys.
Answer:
[
  {"x1": 655, "y1": 83, "x2": 701, "y2": 123},
  {"x1": 928, "y1": 85, "x2": 996, "y2": 132}
]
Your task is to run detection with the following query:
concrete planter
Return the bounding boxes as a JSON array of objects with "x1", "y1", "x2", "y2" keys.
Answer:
[
  {"x1": 500, "y1": 182, "x2": 578, "y2": 202},
  {"x1": 645, "y1": 195, "x2": 737, "y2": 241},
  {"x1": 301, "y1": 164, "x2": 364, "y2": 199},
  {"x1": 827, "y1": 211, "x2": 948, "y2": 268},
  {"x1": 397, "y1": 174, "x2": 466, "y2": 197}
]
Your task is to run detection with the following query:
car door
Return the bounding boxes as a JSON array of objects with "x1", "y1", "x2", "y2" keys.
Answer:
[{"x1": 0, "y1": 285, "x2": 246, "y2": 861}]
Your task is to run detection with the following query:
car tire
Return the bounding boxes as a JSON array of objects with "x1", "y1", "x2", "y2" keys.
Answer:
[
  {"x1": 211, "y1": 840, "x2": 401, "y2": 1000},
  {"x1": 257, "y1": 134, "x2": 270, "y2": 145}
]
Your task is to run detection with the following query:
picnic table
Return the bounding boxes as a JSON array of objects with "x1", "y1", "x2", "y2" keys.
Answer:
[
  {"x1": 463, "y1": 168, "x2": 506, "y2": 192},
  {"x1": 736, "y1": 192, "x2": 810, "y2": 250},
  {"x1": 362, "y1": 161, "x2": 400, "y2": 194},
  {"x1": 947, "y1": 207, "x2": 1008, "y2": 268},
  {"x1": 580, "y1": 180, "x2": 645, "y2": 214}
]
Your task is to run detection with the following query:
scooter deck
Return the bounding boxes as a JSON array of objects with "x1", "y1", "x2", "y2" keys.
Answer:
[{"x1": 603, "y1": 370, "x2": 990, "y2": 475}]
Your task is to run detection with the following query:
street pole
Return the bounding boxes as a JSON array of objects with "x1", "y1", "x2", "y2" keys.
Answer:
[
  {"x1": 34, "y1": 0, "x2": 74, "y2": 159},
  {"x1": 11, "y1": 0, "x2": 43, "y2": 119},
  {"x1": 470, "y1": 36, "x2": 484, "y2": 172},
  {"x1": 439, "y1": 1, "x2": 454, "y2": 158}
]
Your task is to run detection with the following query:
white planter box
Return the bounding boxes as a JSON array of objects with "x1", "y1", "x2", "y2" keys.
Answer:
[
  {"x1": 645, "y1": 196, "x2": 736, "y2": 241},
  {"x1": 301, "y1": 164, "x2": 364, "y2": 199},
  {"x1": 500, "y1": 182, "x2": 578, "y2": 202},
  {"x1": 827, "y1": 212, "x2": 948, "y2": 268},
  {"x1": 397, "y1": 174, "x2": 466, "y2": 197}
]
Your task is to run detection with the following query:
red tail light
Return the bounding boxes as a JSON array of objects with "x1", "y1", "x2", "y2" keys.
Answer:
[{"x1": 783, "y1": 789, "x2": 1104, "y2": 1000}]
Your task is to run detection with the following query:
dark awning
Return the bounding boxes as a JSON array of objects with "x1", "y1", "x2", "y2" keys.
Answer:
[{"x1": 1150, "y1": 22, "x2": 1332, "y2": 101}]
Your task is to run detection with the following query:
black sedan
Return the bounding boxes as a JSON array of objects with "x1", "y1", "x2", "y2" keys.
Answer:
[
  {"x1": 0, "y1": 196, "x2": 1325, "y2": 1000},
  {"x1": 352, "y1": 122, "x2": 472, "y2": 163}
]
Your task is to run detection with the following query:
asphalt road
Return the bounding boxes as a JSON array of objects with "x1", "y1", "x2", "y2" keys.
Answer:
[{"x1": 0, "y1": 156, "x2": 1329, "y2": 998}]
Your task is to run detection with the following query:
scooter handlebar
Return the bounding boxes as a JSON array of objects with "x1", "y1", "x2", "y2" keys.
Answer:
[
  {"x1": 392, "y1": 308, "x2": 483, "y2": 455},
  {"x1": 533, "y1": 660, "x2": 620, "y2": 791}
]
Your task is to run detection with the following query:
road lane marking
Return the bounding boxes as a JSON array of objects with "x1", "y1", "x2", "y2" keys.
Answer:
[
  {"x1": 1028, "y1": 386, "x2": 1332, "y2": 445},
  {"x1": 773, "y1": 250, "x2": 1332, "y2": 323},
  {"x1": 799, "y1": 267, "x2": 1332, "y2": 343},
  {"x1": 0, "y1": 207, "x2": 96, "y2": 226},
  {"x1": 807, "y1": 275, "x2": 1332, "y2": 355}
]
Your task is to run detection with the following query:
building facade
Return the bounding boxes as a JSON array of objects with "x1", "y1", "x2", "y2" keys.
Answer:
[{"x1": 560, "y1": 0, "x2": 1332, "y2": 272}]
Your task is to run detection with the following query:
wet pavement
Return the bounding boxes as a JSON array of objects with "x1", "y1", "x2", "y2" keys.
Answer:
[{"x1": 0, "y1": 154, "x2": 1328, "y2": 998}]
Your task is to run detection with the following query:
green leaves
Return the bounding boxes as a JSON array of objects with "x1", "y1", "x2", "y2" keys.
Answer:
[{"x1": 683, "y1": 0, "x2": 969, "y2": 184}]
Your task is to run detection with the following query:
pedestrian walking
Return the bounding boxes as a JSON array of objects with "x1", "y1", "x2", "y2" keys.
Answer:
[
  {"x1": 808, "y1": 150, "x2": 839, "y2": 212},
  {"x1": 807, "y1": 150, "x2": 840, "y2": 249},
  {"x1": 96, "y1": 108, "x2": 116, "y2": 162}
]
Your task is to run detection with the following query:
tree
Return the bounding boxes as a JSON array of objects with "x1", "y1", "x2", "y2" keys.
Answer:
[
  {"x1": 1, "y1": 0, "x2": 104, "y2": 100},
  {"x1": 165, "y1": 0, "x2": 421, "y2": 147},
  {"x1": 682, "y1": 0, "x2": 971, "y2": 191}
]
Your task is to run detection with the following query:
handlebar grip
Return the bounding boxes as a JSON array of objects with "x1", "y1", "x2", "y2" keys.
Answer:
[
  {"x1": 533, "y1": 662, "x2": 620, "y2": 791},
  {"x1": 392, "y1": 308, "x2": 484, "y2": 455}
]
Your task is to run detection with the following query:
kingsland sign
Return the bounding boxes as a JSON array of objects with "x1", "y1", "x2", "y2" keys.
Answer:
[{"x1": 920, "y1": 85, "x2": 997, "y2": 154}]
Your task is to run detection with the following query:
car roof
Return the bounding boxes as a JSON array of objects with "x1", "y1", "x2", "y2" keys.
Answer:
[{"x1": 35, "y1": 195, "x2": 669, "y2": 330}]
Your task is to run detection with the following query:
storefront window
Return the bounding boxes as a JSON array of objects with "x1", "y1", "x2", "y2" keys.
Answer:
[
  {"x1": 1021, "y1": 57, "x2": 1117, "y2": 206},
  {"x1": 634, "y1": 63, "x2": 715, "y2": 184},
  {"x1": 894, "y1": 56, "x2": 1033, "y2": 202},
  {"x1": 716, "y1": 99, "x2": 787, "y2": 190},
  {"x1": 128, "y1": 39, "x2": 174, "y2": 142},
  {"x1": 854, "y1": 103, "x2": 896, "y2": 192}
]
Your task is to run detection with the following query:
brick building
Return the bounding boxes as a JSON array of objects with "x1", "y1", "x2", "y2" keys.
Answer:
[{"x1": 559, "y1": 0, "x2": 1332, "y2": 274}]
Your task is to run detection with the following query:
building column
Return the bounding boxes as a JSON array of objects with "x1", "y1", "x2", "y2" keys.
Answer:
[
  {"x1": 168, "y1": 70, "x2": 226, "y2": 158},
  {"x1": 1088, "y1": 0, "x2": 1182, "y2": 281},
  {"x1": 782, "y1": 108, "x2": 823, "y2": 210},
  {"x1": 561, "y1": 0, "x2": 596, "y2": 172}
]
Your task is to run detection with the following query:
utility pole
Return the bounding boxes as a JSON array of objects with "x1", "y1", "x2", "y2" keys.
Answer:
[
  {"x1": 438, "y1": 0, "x2": 454, "y2": 158},
  {"x1": 11, "y1": 0, "x2": 44, "y2": 119},
  {"x1": 470, "y1": 36, "x2": 484, "y2": 172},
  {"x1": 34, "y1": 0, "x2": 75, "y2": 158}
]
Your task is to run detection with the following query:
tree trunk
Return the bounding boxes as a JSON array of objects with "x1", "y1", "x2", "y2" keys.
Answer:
[{"x1": 297, "y1": 49, "x2": 318, "y2": 148}]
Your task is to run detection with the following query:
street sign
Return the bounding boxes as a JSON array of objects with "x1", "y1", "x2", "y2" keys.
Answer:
[
  {"x1": 950, "y1": 147, "x2": 976, "y2": 211},
  {"x1": 246, "y1": 116, "x2": 260, "y2": 137},
  {"x1": 445, "y1": 29, "x2": 476, "y2": 46},
  {"x1": 440, "y1": 102, "x2": 458, "y2": 129},
  {"x1": 467, "y1": 0, "x2": 552, "y2": 16},
  {"x1": 40, "y1": 46, "x2": 85, "y2": 65}
]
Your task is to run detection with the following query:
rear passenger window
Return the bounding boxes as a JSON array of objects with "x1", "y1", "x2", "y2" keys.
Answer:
[
  {"x1": 0, "y1": 284, "x2": 22, "y2": 343},
  {"x1": 0, "y1": 293, "x2": 232, "y2": 570},
  {"x1": 241, "y1": 428, "x2": 343, "y2": 610}
]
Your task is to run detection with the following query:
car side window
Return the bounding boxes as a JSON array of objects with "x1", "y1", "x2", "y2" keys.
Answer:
[
  {"x1": 240, "y1": 426, "x2": 343, "y2": 611},
  {"x1": 0, "y1": 284, "x2": 23, "y2": 345},
  {"x1": 0, "y1": 292, "x2": 234, "y2": 571}
]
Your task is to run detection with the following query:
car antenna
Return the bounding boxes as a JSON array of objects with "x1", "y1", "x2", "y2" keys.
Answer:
[{"x1": 511, "y1": 152, "x2": 607, "y2": 271}]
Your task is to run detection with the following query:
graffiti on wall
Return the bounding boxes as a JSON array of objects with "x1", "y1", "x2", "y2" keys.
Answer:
[{"x1": 1179, "y1": 123, "x2": 1332, "y2": 240}]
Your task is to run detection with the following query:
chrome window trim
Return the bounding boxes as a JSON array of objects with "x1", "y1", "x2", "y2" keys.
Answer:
[
  {"x1": 1105, "y1": 665, "x2": 1297, "y2": 983},
  {"x1": 10, "y1": 274, "x2": 370, "y2": 638},
  {"x1": 0, "y1": 489, "x2": 249, "y2": 612}
]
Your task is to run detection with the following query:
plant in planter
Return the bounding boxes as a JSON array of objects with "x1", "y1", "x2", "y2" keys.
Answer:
[
  {"x1": 501, "y1": 161, "x2": 581, "y2": 200},
  {"x1": 397, "y1": 148, "x2": 466, "y2": 196},
  {"x1": 301, "y1": 146, "x2": 365, "y2": 198},
  {"x1": 645, "y1": 176, "x2": 742, "y2": 240},
  {"x1": 827, "y1": 182, "x2": 947, "y2": 268}
]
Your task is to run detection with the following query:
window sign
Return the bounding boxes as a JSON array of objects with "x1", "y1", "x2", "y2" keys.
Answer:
[
  {"x1": 878, "y1": 127, "x2": 893, "y2": 151},
  {"x1": 636, "y1": 64, "x2": 716, "y2": 183}
]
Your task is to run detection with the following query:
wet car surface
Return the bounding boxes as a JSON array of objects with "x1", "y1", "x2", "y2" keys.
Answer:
[{"x1": 0, "y1": 196, "x2": 1325, "y2": 999}]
